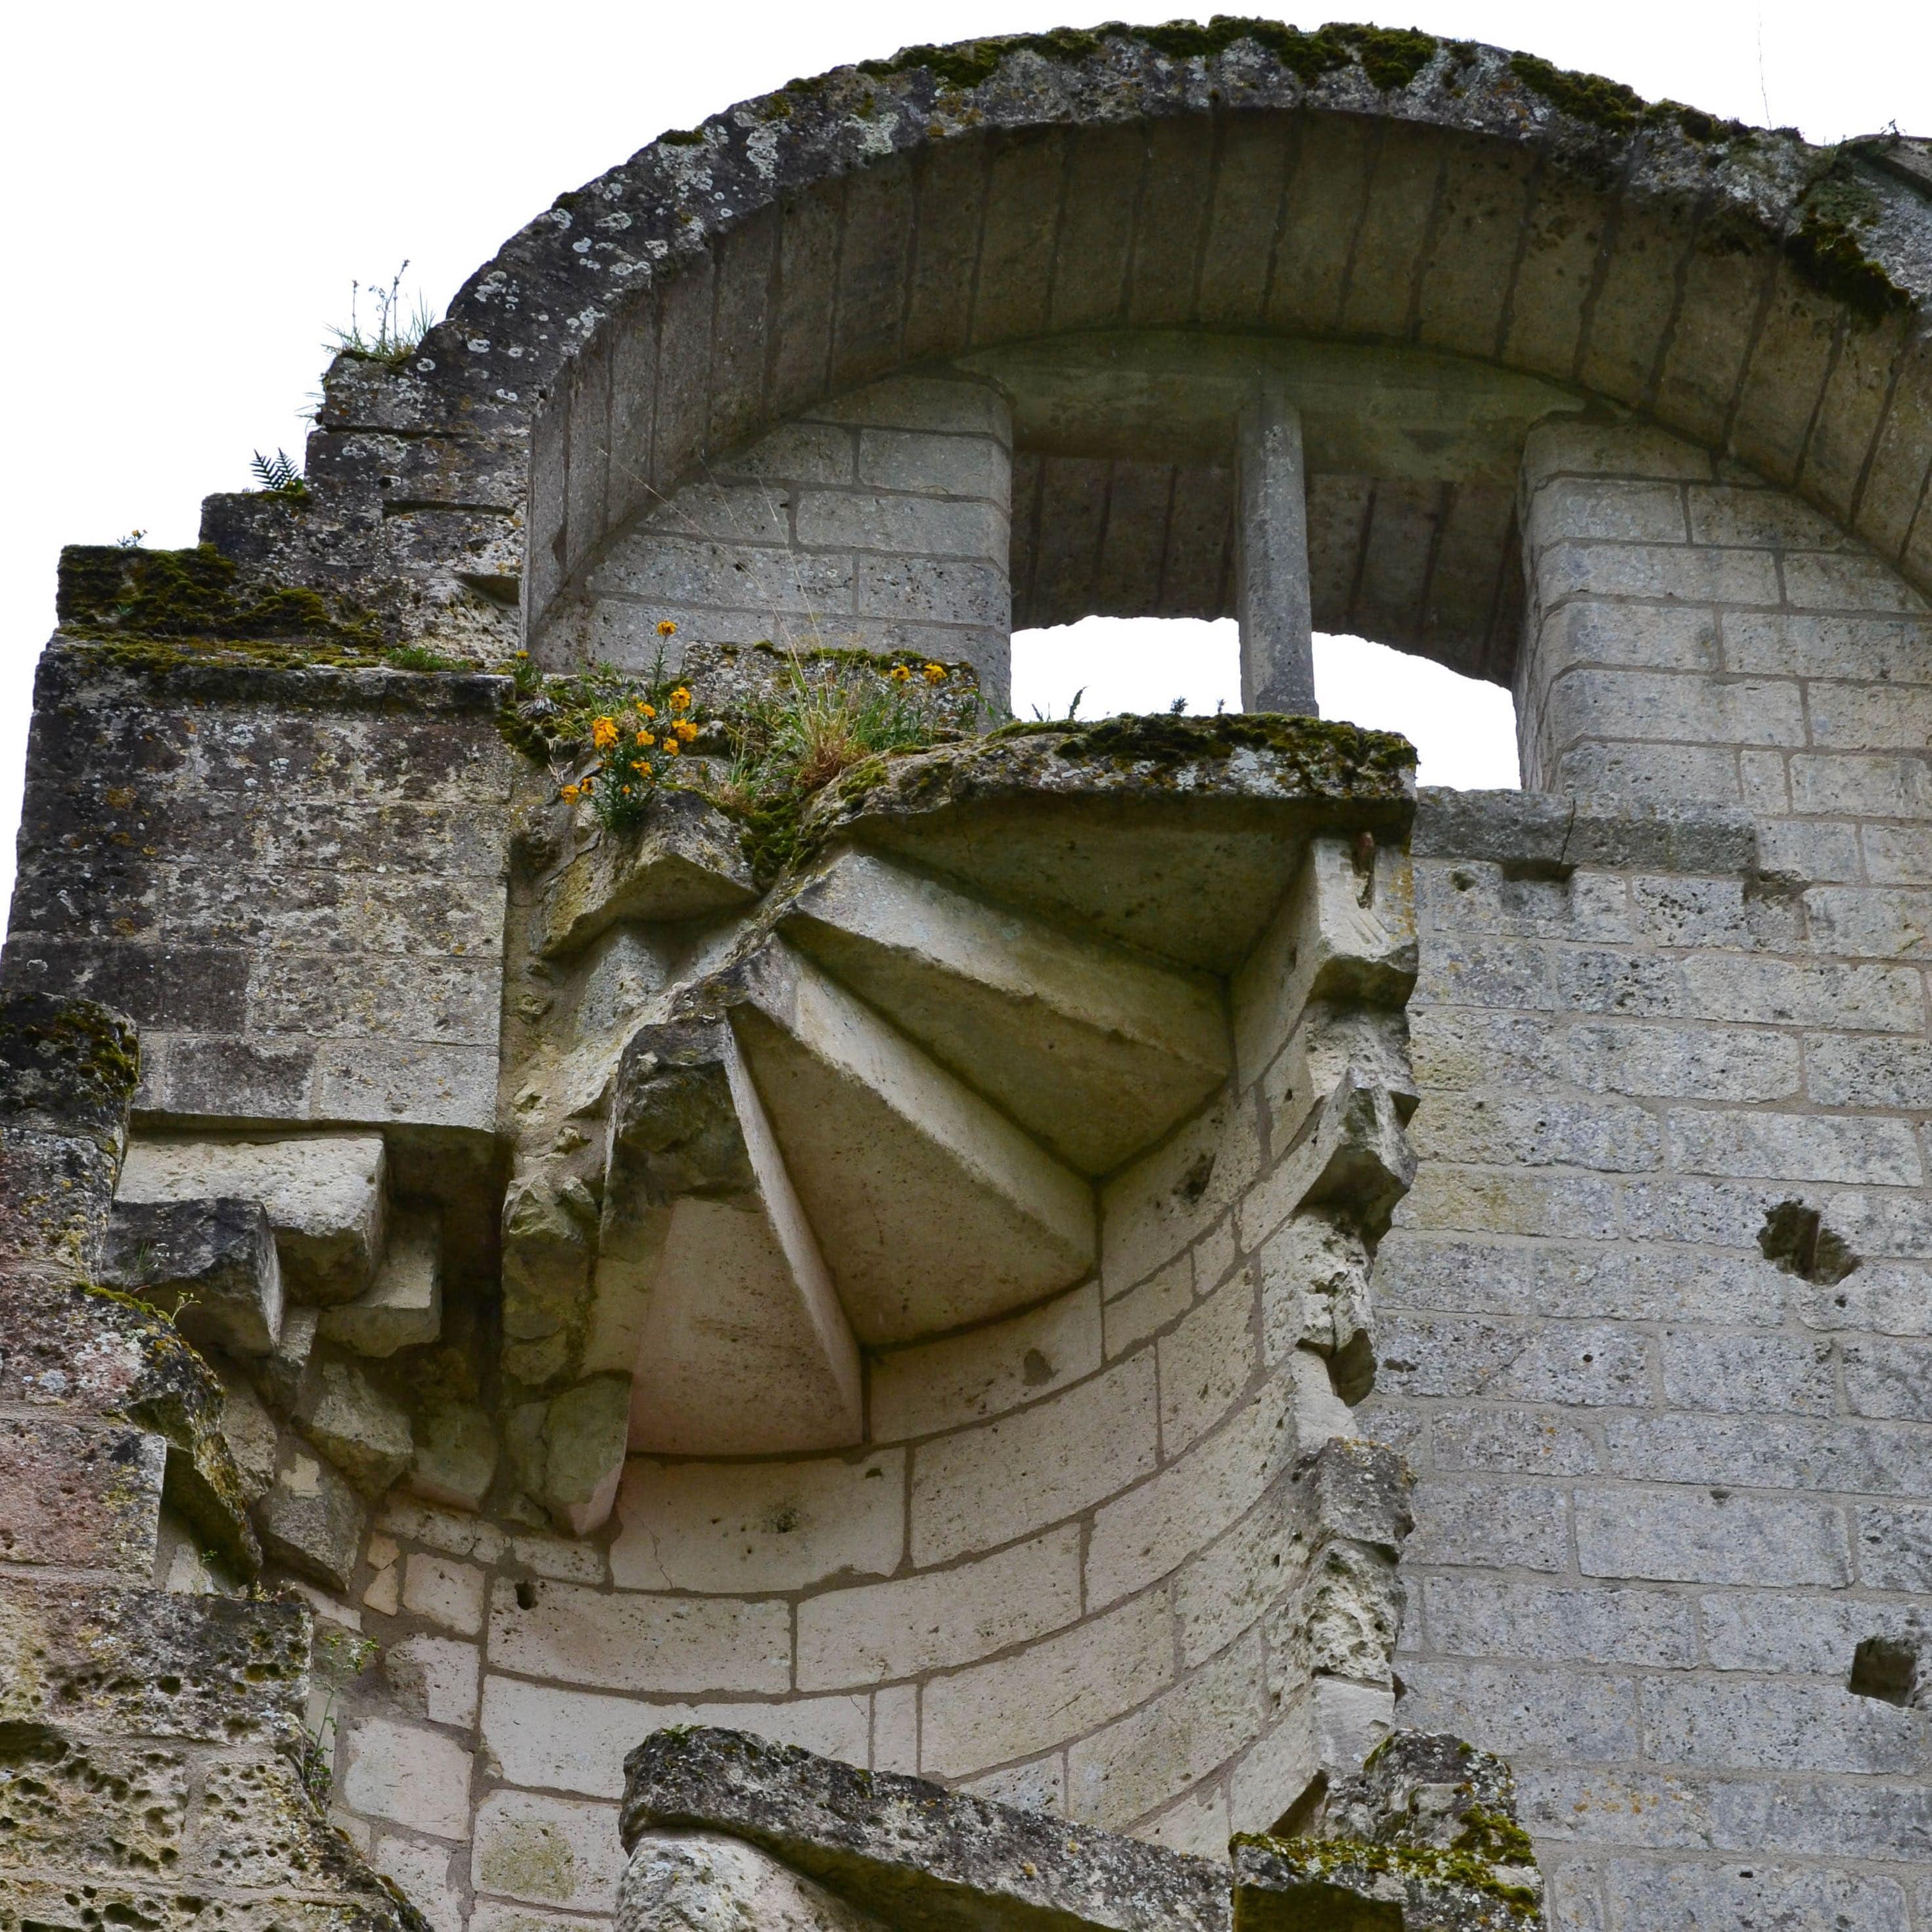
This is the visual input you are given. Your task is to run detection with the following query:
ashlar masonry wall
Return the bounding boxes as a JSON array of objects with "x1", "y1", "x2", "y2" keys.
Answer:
[
  {"x1": 1375, "y1": 421, "x2": 1932, "y2": 1932},
  {"x1": 304, "y1": 833, "x2": 1418, "y2": 1932},
  {"x1": 540, "y1": 373, "x2": 1013, "y2": 708}
]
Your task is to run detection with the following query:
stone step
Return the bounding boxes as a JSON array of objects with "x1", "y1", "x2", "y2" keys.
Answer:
[
  {"x1": 597, "y1": 1017, "x2": 862, "y2": 1460},
  {"x1": 725, "y1": 942, "x2": 1097, "y2": 1343},
  {"x1": 319, "y1": 1207, "x2": 444, "y2": 1358},
  {"x1": 781, "y1": 850, "x2": 1230, "y2": 1175},
  {"x1": 99, "y1": 1196, "x2": 285, "y2": 1358},
  {"x1": 798, "y1": 716, "x2": 1413, "y2": 972},
  {"x1": 537, "y1": 787, "x2": 758, "y2": 957},
  {"x1": 116, "y1": 1132, "x2": 389, "y2": 1306}
]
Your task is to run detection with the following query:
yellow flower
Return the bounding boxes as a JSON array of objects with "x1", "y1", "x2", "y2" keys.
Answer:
[
  {"x1": 662, "y1": 738, "x2": 681, "y2": 756},
  {"x1": 591, "y1": 715, "x2": 619, "y2": 751},
  {"x1": 635, "y1": 729, "x2": 656, "y2": 748},
  {"x1": 559, "y1": 784, "x2": 580, "y2": 802},
  {"x1": 674, "y1": 719, "x2": 699, "y2": 743},
  {"x1": 888, "y1": 664, "x2": 913, "y2": 683},
  {"x1": 668, "y1": 687, "x2": 692, "y2": 712},
  {"x1": 635, "y1": 700, "x2": 656, "y2": 718},
  {"x1": 657, "y1": 619, "x2": 678, "y2": 637},
  {"x1": 922, "y1": 662, "x2": 946, "y2": 684},
  {"x1": 630, "y1": 759, "x2": 649, "y2": 773}
]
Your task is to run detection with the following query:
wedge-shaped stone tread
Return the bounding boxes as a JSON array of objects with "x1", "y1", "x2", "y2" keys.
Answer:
[
  {"x1": 783, "y1": 850, "x2": 1229, "y2": 1175},
  {"x1": 726, "y1": 942, "x2": 1097, "y2": 1343},
  {"x1": 538, "y1": 787, "x2": 758, "y2": 957},
  {"x1": 801, "y1": 716, "x2": 1414, "y2": 971},
  {"x1": 603, "y1": 1019, "x2": 862, "y2": 1456}
]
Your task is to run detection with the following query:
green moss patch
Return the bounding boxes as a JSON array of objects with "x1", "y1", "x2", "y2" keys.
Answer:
[
  {"x1": 58, "y1": 544, "x2": 385, "y2": 651},
  {"x1": 1785, "y1": 210, "x2": 1910, "y2": 323}
]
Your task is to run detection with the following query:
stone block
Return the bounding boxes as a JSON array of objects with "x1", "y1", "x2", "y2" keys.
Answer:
[
  {"x1": 614, "y1": 1449, "x2": 904, "y2": 1593},
  {"x1": 340, "y1": 1714, "x2": 475, "y2": 1840},
  {"x1": 408, "y1": 1401, "x2": 498, "y2": 1512},
  {"x1": 869, "y1": 1282, "x2": 1103, "y2": 1439},
  {"x1": 620, "y1": 1828, "x2": 888, "y2": 1932},
  {"x1": 0, "y1": 1417, "x2": 165, "y2": 1573},
  {"x1": 1067, "y1": 1633, "x2": 1267, "y2": 1830},
  {"x1": 256, "y1": 1440, "x2": 367, "y2": 1593},
  {"x1": 1575, "y1": 1484, "x2": 1850, "y2": 1586},
  {"x1": 118, "y1": 1132, "x2": 388, "y2": 1305},
  {"x1": 386, "y1": 1633, "x2": 482, "y2": 1728},
  {"x1": 474, "y1": 1788, "x2": 627, "y2": 1913},
  {"x1": 318, "y1": 1207, "x2": 442, "y2": 1358},
  {"x1": 1421, "y1": 1577, "x2": 1699, "y2": 1667},
  {"x1": 1159, "y1": 1269, "x2": 1260, "y2": 1453},
  {"x1": 796, "y1": 1526, "x2": 1083, "y2": 1690},
  {"x1": 488, "y1": 1576, "x2": 789, "y2": 1694},
  {"x1": 296, "y1": 1358, "x2": 413, "y2": 1497},
  {"x1": 100, "y1": 1196, "x2": 285, "y2": 1357},
  {"x1": 402, "y1": 1552, "x2": 486, "y2": 1635},
  {"x1": 921, "y1": 1590, "x2": 1175, "y2": 1779}
]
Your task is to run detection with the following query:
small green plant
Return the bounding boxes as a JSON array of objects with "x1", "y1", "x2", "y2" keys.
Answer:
[
  {"x1": 250, "y1": 449, "x2": 308, "y2": 498},
  {"x1": 115, "y1": 528, "x2": 146, "y2": 549},
  {"x1": 705, "y1": 649, "x2": 965, "y2": 879},
  {"x1": 297, "y1": 1693, "x2": 338, "y2": 1806},
  {"x1": 328, "y1": 262, "x2": 436, "y2": 367}
]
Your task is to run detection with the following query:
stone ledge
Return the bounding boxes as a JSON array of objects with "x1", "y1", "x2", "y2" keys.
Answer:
[{"x1": 1413, "y1": 787, "x2": 1759, "y2": 874}]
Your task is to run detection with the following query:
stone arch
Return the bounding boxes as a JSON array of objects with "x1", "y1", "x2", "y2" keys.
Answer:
[{"x1": 330, "y1": 26, "x2": 1932, "y2": 681}]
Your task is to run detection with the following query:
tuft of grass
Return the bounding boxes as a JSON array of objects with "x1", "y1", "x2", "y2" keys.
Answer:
[
  {"x1": 704, "y1": 651, "x2": 966, "y2": 881},
  {"x1": 328, "y1": 262, "x2": 436, "y2": 368}
]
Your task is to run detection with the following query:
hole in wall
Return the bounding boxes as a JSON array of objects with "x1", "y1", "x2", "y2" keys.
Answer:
[
  {"x1": 1009, "y1": 618, "x2": 1519, "y2": 788},
  {"x1": 1849, "y1": 1635, "x2": 1921, "y2": 1707},
  {"x1": 1757, "y1": 1200, "x2": 1859, "y2": 1285}
]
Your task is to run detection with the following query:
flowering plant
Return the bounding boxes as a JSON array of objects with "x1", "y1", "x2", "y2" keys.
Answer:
[{"x1": 557, "y1": 622, "x2": 706, "y2": 830}]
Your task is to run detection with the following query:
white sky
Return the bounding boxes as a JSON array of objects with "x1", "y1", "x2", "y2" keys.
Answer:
[{"x1": 4, "y1": 1, "x2": 1929, "y2": 913}]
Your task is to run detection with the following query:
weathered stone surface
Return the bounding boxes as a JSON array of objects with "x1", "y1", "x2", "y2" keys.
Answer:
[
  {"x1": 621, "y1": 1728, "x2": 1231, "y2": 1932},
  {"x1": 118, "y1": 1133, "x2": 388, "y2": 1305},
  {"x1": 319, "y1": 1207, "x2": 443, "y2": 1358},
  {"x1": 409, "y1": 1400, "x2": 499, "y2": 1512},
  {"x1": 296, "y1": 1358, "x2": 414, "y2": 1497},
  {"x1": 621, "y1": 1829, "x2": 887, "y2": 1932},
  {"x1": 257, "y1": 1439, "x2": 367, "y2": 1592},
  {"x1": 101, "y1": 1195, "x2": 285, "y2": 1357}
]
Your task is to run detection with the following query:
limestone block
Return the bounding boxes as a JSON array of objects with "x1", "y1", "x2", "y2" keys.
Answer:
[
  {"x1": 620, "y1": 1728, "x2": 1230, "y2": 1932},
  {"x1": 507, "y1": 1374, "x2": 632, "y2": 1536},
  {"x1": 319, "y1": 1207, "x2": 442, "y2": 1358},
  {"x1": 402, "y1": 1553, "x2": 486, "y2": 1636},
  {"x1": 536, "y1": 789, "x2": 758, "y2": 959},
  {"x1": 100, "y1": 1196, "x2": 285, "y2": 1358},
  {"x1": 253, "y1": 1304, "x2": 319, "y2": 1415},
  {"x1": 1231, "y1": 835, "x2": 1416, "y2": 1084},
  {"x1": 488, "y1": 1576, "x2": 790, "y2": 1694},
  {"x1": 614, "y1": 1451, "x2": 904, "y2": 1593},
  {"x1": 386, "y1": 1633, "x2": 482, "y2": 1728},
  {"x1": 0, "y1": 1417, "x2": 166, "y2": 1573},
  {"x1": 1226, "y1": 1678, "x2": 1395, "y2": 1837},
  {"x1": 1255, "y1": 1212, "x2": 1376, "y2": 1400},
  {"x1": 256, "y1": 1441, "x2": 367, "y2": 1593},
  {"x1": 727, "y1": 942, "x2": 1095, "y2": 1341},
  {"x1": 474, "y1": 1788, "x2": 627, "y2": 1914},
  {"x1": 796, "y1": 1526, "x2": 1082, "y2": 1690},
  {"x1": 499, "y1": 1173, "x2": 595, "y2": 1388},
  {"x1": 619, "y1": 1828, "x2": 888, "y2": 1932},
  {"x1": 1266, "y1": 1543, "x2": 1405, "y2": 1691},
  {"x1": 601, "y1": 1019, "x2": 861, "y2": 1458},
  {"x1": 339, "y1": 1714, "x2": 474, "y2": 1840},
  {"x1": 215, "y1": 1362, "x2": 280, "y2": 1504},
  {"x1": 118, "y1": 1133, "x2": 388, "y2": 1306},
  {"x1": 921, "y1": 1592, "x2": 1174, "y2": 1778},
  {"x1": 781, "y1": 849, "x2": 1228, "y2": 1175},
  {"x1": 409, "y1": 1400, "x2": 499, "y2": 1512},
  {"x1": 296, "y1": 1360, "x2": 413, "y2": 1498}
]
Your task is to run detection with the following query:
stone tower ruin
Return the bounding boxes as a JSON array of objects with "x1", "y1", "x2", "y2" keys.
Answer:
[{"x1": 5, "y1": 21, "x2": 1932, "y2": 1932}]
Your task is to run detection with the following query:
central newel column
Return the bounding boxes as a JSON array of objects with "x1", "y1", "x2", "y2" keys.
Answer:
[{"x1": 1237, "y1": 378, "x2": 1318, "y2": 718}]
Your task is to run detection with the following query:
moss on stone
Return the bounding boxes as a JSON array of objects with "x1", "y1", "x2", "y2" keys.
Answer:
[
  {"x1": 1785, "y1": 210, "x2": 1910, "y2": 323},
  {"x1": 1506, "y1": 51, "x2": 1647, "y2": 132},
  {"x1": 853, "y1": 19, "x2": 1442, "y2": 94},
  {"x1": 57, "y1": 543, "x2": 386, "y2": 651},
  {"x1": 992, "y1": 710, "x2": 1417, "y2": 786},
  {"x1": 1233, "y1": 1831, "x2": 1542, "y2": 1916}
]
